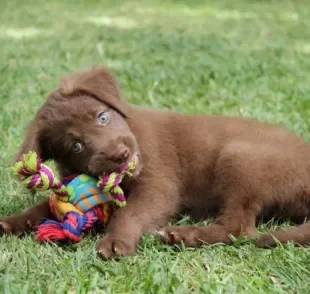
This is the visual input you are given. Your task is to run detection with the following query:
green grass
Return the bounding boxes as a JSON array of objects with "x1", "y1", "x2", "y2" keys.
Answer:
[{"x1": 1, "y1": 0, "x2": 310, "y2": 292}]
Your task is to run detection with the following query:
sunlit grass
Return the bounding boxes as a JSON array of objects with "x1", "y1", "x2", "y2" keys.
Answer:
[
  {"x1": 85, "y1": 16, "x2": 137, "y2": 29},
  {"x1": 0, "y1": 27, "x2": 54, "y2": 39}
]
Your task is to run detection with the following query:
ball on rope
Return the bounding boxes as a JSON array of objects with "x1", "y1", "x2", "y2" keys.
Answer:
[{"x1": 12, "y1": 151, "x2": 136, "y2": 242}]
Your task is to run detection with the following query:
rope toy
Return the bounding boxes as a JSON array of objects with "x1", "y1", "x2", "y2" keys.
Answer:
[{"x1": 12, "y1": 151, "x2": 135, "y2": 242}]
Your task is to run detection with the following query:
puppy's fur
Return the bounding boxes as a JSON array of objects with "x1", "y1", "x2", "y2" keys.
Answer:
[{"x1": 1, "y1": 66, "x2": 310, "y2": 258}]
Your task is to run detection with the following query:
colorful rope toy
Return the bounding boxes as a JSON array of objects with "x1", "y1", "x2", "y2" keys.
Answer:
[{"x1": 12, "y1": 151, "x2": 136, "y2": 242}]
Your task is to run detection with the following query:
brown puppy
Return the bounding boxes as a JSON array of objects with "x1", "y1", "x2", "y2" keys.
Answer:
[{"x1": 1, "y1": 66, "x2": 310, "y2": 258}]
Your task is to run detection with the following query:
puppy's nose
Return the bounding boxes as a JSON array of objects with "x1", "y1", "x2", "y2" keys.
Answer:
[{"x1": 110, "y1": 145, "x2": 129, "y2": 162}]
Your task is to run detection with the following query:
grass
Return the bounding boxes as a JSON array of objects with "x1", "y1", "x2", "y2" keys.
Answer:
[{"x1": 1, "y1": 0, "x2": 310, "y2": 292}]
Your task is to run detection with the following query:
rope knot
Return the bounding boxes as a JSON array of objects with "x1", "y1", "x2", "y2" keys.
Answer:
[
  {"x1": 36, "y1": 209, "x2": 100, "y2": 242},
  {"x1": 12, "y1": 151, "x2": 69, "y2": 200},
  {"x1": 12, "y1": 151, "x2": 54, "y2": 190},
  {"x1": 97, "y1": 159, "x2": 136, "y2": 207}
]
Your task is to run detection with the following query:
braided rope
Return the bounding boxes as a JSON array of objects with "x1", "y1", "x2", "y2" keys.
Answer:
[
  {"x1": 36, "y1": 207, "x2": 105, "y2": 242},
  {"x1": 97, "y1": 160, "x2": 136, "y2": 207},
  {"x1": 12, "y1": 151, "x2": 69, "y2": 201},
  {"x1": 13, "y1": 151, "x2": 136, "y2": 206}
]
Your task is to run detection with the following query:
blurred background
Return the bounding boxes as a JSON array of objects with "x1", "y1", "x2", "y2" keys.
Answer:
[
  {"x1": 1, "y1": 0, "x2": 310, "y2": 292},
  {"x1": 1, "y1": 1, "x2": 310, "y2": 149}
]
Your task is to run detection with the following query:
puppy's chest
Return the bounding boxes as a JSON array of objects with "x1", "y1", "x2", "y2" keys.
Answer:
[
  {"x1": 181, "y1": 187, "x2": 220, "y2": 220},
  {"x1": 179, "y1": 168, "x2": 219, "y2": 220}
]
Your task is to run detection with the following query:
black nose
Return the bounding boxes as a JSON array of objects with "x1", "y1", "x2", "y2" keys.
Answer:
[{"x1": 110, "y1": 145, "x2": 129, "y2": 162}]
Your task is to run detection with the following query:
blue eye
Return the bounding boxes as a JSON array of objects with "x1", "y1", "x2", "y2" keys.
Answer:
[
  {"x1": 97, "y1": 112, "x2": 110, "y2": 124},
  {"x1": 71, "y1": 142, "x2": 83, "y2": 153}
]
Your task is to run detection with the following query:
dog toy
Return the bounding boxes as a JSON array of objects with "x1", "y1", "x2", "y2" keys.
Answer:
[{"x1": 12, "y1": 151, "x2": 135, "y2": 242}]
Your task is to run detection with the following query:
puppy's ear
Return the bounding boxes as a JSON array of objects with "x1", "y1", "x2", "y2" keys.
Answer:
[
  {"x1": 15, "y1": 119, "x2": 39, "y2": 161},
  {"x1": 59, "y1": 66, "x2": 128, "y2": 117},
  {"x1": 15, "y1": 119, "x2": 50, "y2": 162}
]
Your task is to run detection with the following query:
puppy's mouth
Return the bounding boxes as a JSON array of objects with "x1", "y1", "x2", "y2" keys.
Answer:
[
  {"x1": 118, "y1": 152, "x2": 141, "y2": 178},
  {"x1": 129, "y1": 152, "x2": 141, "y2": 177},
  {"x1": 87, "y1": 151, "x2": 141, "y2": 178}
]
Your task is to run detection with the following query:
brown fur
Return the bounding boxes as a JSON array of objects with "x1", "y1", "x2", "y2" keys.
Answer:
[{"x1": 2, "y1": 66, "x2": 310, "y2": 258}]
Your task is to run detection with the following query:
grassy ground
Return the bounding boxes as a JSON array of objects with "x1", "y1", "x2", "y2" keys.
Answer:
[{"x1": 1, "y1": 0, "x2": 310, "y2": 293}]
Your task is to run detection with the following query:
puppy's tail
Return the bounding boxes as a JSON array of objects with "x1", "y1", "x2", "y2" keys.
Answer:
[{"x1": 256, "y1": 222, "x2": 310, "y2": 248}]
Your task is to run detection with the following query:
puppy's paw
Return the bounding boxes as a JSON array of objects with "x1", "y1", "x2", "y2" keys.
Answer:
[
  {"x1": 0, "y1": 220, "x2": 13, "y2": 235},
  {"x1": 157, "y1": 226, "x2": 201, "y2": 247},
  {"x1": 95, "y1": 235, "x2": 137, "y2": 260},
  {"x1": 0, "y1": 216, "x2": 33, "y2": 236},
  {"x1": 256, "y1": 233, "x2": 278, "y2": 248}
]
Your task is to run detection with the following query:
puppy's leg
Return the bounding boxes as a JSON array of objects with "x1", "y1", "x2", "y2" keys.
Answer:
[
  {"x1": 0, "y1": 199, "x2": 51, "y2": 235},
  {"x1": 256, "y1": 222, "x2": 310, "y2": 247},
  {"x1": 159, "y1": 143, "x2": 263, "y2": 247},
  {"x1": 158, "y1": 194, "x2": 258, "y2": 246},
  {"x1": 95, "y1": 176, "x2": 180, "y2": 259}
]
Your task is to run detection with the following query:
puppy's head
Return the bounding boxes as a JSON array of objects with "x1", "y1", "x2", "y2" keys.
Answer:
[{"x1": 17, "y1": 66, "x2": 140, "y2": 177}]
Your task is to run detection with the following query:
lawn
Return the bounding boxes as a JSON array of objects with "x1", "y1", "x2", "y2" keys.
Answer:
[{"x1": 1, "y1": 0, "x2": 310, "y2": 293}]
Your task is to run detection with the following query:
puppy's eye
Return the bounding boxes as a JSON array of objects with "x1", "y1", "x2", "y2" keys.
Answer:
[
  {"x1": 71, "y1": 142, "x2": 83, "y2": 153},
  {"x1": 97, "y1": 112, "x2": 110, "y2": 125}
]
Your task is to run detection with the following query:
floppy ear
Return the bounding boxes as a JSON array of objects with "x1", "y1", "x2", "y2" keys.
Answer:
[
  {"x1": 59, "y1": 66, "x2": 128, "y2": 117},
  {"x1": 15, "y1": 119, "x2": 40, "y2": 161},
  {"x1": 15, "y1": 119, "x2": 51, "y2": 162}
]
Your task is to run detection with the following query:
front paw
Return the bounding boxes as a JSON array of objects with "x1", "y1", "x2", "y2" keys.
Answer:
[
  {"x1": 0, "y1": 220, "x2": 13, "y2": 234},
  {"x1": 0, "y1": 216, "x2": 33, "y2": 236},
  {"x1": 95, "y1": 234, "x2": 137, "y2": 260}
]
